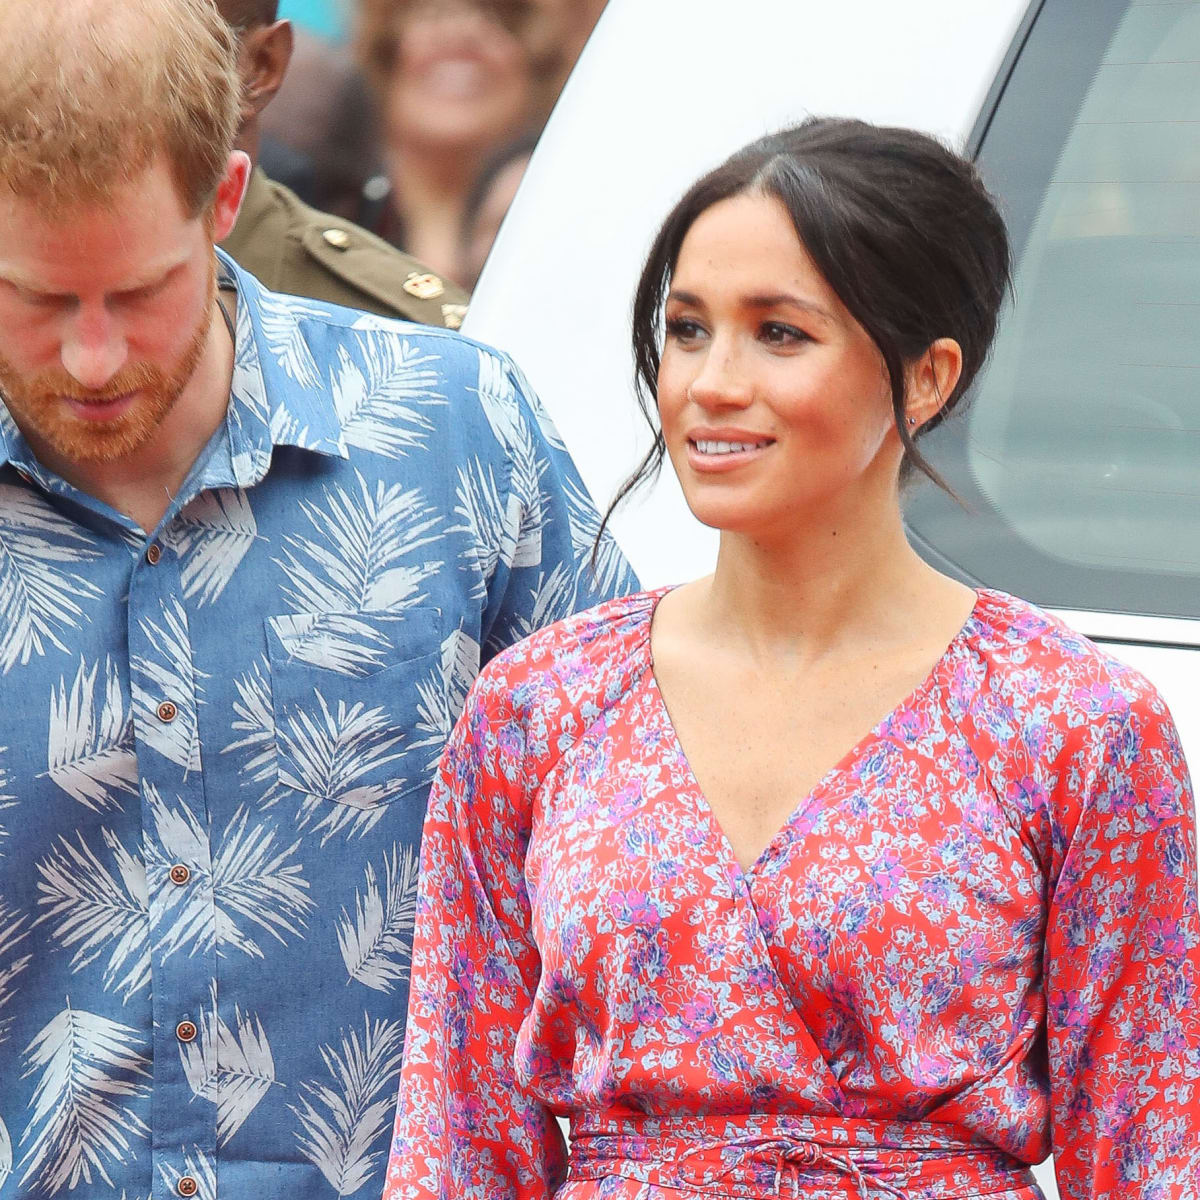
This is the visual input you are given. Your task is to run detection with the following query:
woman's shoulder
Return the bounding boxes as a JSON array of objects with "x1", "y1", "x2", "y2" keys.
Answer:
[{"x1": 967, "y1": 587, "x2": 1168, "y2": 720}]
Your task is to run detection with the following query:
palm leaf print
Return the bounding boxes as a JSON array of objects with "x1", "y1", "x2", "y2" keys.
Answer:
[
  {"x1": 276, "y1": 692, "x2": 408, "y2": 834},
  {"x1": 225, "y1": 657, "x2": 281, "y2": 804},
  {"x1": 337, "y1": 845, "x2": 420, "y2": 992},
  {"x1": 157, "y1": 1146, "x2": 214, "y2": 1200},
  {"x1": 276, "y1": 470, "x2": 443, "y2": 614},
  {"x1": 473, "y1": 347, "x2": 525, "y2": 454},
  {"x1": 331, "y1": 336, "x2": 447, "y2": 458},
  {"x1": 451, "y1": 459, "x2": 509, "y2": 596},
  {"x1": 0, "y1": 1116, "x2": 11, "y2": 1189},
  {"x1": 131, "y1": 597, "x2": 204, "y2": 772},
  {"x1": 505, "y1": 414, "x2": 546, "y2": 570},
  {"x1": 565, "y1": 476, "x2": 629, "y2": 600},
  {"x1": 0, "y1": 900, "x2": 32, "y2": 1043},
  {"x1": 256, "y1": 289, "x2": 326, "y2": 390},
  {"x1": 269, "y1": 611, "x2": 400, "y2": 677},
  {"x1": 503, "y1": 564, "x2": 577, "y2": 646},
  {"x1": 231, "y1": 293, "x2": 270, "y2": 426},
  {"x1": 18, "y1": 1002, "x2": 150, "y2": 1195},
  {"x1": 172, "y1": 489, "x2": 259, "y2": 607},
  {"x1": 180, "y1": 984, "x2": 276, "y2": 1144},
  {"x1": 413, "y1": 628, "x2": 480, "y2": 751},
  {"x1": 34, "y1": 829, "x2": 149, "y2": 999},
  {"x1": 0, "y1": 484, "x2": 103, "y2": 674},
  {"x1": 291, "y1": 1016, "x2": 406, "y2": 1196},
  {"x1": 0, "y1": 755, "x2": 12, "y2": 855},
  {"x1": 45, "y1": 656, "x2": 138, "y2": 811},
  {"x1": 142, "y1": 786, "x2": 214, "y2": 959},
  {"x1": 212, "y1": 805, "x2": 314, "y2": 959}
]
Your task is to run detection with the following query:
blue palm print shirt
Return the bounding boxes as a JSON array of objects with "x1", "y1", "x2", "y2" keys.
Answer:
[{"x1": 0, "y1": 251, "x2": 636, "y2": 1200}]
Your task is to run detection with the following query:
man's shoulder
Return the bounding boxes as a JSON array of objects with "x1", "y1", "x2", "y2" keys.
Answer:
[{"x1": 225, "y1": 170, "x2": 470, "y2": 329}]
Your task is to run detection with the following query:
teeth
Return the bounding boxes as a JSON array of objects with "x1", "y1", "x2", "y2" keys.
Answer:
[{"x1": 694, "y1": 439, "x2": 766, "y2": 455}]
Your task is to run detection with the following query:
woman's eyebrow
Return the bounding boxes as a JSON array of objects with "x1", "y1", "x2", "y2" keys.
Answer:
[{"x1": 666, "y1": 287, "x2": 835, "y2": 323}]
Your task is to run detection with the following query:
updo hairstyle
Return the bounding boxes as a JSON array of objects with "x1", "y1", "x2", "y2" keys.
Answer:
[{"x1": 613, "y1": 116, "x2": 1012, "y2": 515}]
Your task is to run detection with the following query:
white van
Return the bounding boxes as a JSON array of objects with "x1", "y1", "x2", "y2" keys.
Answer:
[{"x1": 466, "y1": 4, "x2": 1199, "y2": 1193}]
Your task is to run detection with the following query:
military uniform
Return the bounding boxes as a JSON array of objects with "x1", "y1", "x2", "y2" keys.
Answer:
[{"x1": 220, "y1": 166, "x2": 469, "y2": 328}]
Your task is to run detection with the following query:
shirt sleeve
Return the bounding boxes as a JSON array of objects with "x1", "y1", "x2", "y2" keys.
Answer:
[
  {"x1": 476, "y1": 352, "x2": 639, "y2": 661},
  {"x1": 1044, "y1": 689, "x2": 1200, "y2": 1200},
  {"x1": 383, "y1": 666, "x2": 567, "y2": 1200}
]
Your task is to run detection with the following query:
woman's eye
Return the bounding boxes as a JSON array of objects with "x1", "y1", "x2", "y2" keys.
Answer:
[
  {"x1": 664, "y1": 316, "x2": 705, "y2": 344},
  {"x1": 761, "y1": 321, "x2": 808, "y2": 346}
]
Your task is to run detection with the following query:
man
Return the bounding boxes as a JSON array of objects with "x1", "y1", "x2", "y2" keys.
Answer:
[
  {"x1": 0, "y1": 2, "x2": 634, "y2": 1197},
  {"x1": 217, "y1": 0, "x2": 470, "y2": 328}
]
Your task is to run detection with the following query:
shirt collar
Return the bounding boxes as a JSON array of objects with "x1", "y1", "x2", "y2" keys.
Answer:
[{"x1": 0, "y1": 249, "x2": 351, "y2": 484}]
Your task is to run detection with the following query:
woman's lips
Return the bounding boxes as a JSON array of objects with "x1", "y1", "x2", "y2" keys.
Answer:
[{"x1": 685, "y1": 436, "x2": 775, "y2": 473}]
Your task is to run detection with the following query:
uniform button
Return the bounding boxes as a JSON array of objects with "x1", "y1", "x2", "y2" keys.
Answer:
[
  {"x1": 176, "y1": 1020, "x2": 198, "y2": 1043},
  {"x1": 157, "y1": 700, "x2": 178, "y2": 723},
  {"x1": 177, "y1": 1176, "x2": 199, "y2": 1198},
  {"x1": 169, "y1": 863, "x2": 191, "y2": 886},
  {"x1": 145, "y1": 543, "x2": 162, "y2": 565},
  {"x1": 322, "y1": 228, "x2": 351, "y2": 250}
]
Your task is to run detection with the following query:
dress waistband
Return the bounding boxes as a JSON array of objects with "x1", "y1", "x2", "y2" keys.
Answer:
[{"x1": 567, "y1": 1111, "x2": 1039, "y2": 1199}]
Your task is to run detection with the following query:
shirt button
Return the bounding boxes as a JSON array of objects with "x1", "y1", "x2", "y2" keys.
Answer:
[
  {"x1": 145, "y1": 543, "x2": 162, "y2": 565},
  {"x1": 177, "y1": 1177, "x2": 199, "y2": 1198},
  {"x1": 157, "y1": 700, "x2": 178, "y2": 723},
  {"x1": 176, "y1": 1020, "x2": 198, "y2": 1043},
  {"x1": 169, "y1": 864, "x2": 191, "y2": 886}
]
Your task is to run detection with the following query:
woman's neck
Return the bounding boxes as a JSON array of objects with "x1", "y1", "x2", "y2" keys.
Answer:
[{"x1": 698, "y1": 498, "x2": 967, "y2": 667}]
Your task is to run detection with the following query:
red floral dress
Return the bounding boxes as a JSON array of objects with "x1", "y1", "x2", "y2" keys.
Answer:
[{"x1": 384, "y1": 590, "x2": 1200, "y2": 1199}]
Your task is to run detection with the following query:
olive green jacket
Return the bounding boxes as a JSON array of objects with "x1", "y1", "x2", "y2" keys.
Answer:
[{"x1": 220, "y1": 167, "x2": 469, "y2": 328}]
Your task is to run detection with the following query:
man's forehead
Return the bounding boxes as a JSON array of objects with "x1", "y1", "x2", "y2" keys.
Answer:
[{"x1": 0, "y1": 165, "x2": 201, "y2": 294}]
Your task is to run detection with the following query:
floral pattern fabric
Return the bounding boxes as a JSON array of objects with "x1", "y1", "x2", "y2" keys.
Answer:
[
  {"x1": 385, "y1": 588, "x2": 1200, "y2": 1200},
  {"x1": 0, "y1": 250, "x2": 635, "y2": 1200}
]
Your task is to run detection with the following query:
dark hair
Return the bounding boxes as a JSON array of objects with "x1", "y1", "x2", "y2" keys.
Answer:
[{"x1": 606, "y1": 116, "x2": 1012, "y2": 527}]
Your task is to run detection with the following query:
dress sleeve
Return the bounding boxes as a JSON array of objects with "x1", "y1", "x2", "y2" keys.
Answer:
[
  {"x1": 382, "y1": 669, "x2": 567, "y2": 1200},
  {"x1": 1044, "y1": 689, "x2": 1200, "y2": 1199},
  {"x1": 477, "y1": 352, "x2": 638, "y2": 661}
]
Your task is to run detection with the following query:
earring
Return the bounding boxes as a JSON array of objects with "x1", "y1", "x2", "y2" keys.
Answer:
[{"x1": 907, "y1": 416, "x2": 917, "y2": 428}]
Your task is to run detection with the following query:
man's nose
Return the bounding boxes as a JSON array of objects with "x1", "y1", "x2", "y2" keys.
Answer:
[{"x1": 61, "y1": 308, "x2": 128, "y2": 391}]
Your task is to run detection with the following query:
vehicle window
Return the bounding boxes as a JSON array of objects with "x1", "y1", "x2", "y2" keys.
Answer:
[{"x1": 905, "y1": 0, "x2": 1200, "y2": 620}]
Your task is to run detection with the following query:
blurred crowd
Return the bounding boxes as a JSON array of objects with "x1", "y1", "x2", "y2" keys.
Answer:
[{"x1": 259, "y1": 0, "x2": 608, "y2": 288}]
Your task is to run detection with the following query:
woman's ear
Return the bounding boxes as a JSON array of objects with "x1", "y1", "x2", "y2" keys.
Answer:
[{"x1": 905, "y1": 338, "x2": 963, "y2": 428}]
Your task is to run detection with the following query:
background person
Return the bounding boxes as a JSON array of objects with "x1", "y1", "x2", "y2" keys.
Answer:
[
  {"x1": 384, "y1": 119, "x2": 1199, "y2": 1200},
  {"x1": 217, "y1": 0, "x2": 470, "y2": 325},
  {"x1": 0, "y1": 1, "x2": 634, "y2": 1197},
  {"x1": 354, "y1": 0, "x2": 540, "y2": 282}
]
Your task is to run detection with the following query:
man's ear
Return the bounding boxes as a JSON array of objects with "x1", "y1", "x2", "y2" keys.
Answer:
[
  {"x1": 238, "y1": 18, "x2": 294, "y2": 124},
  {"x1": 211, "y1": 150, "x2": 252, "y2": 242}
]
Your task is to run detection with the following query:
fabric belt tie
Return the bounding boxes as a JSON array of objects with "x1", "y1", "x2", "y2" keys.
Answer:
[{"x1": 567, "y1": 1111, "x2": 1038, "y2": 1199}]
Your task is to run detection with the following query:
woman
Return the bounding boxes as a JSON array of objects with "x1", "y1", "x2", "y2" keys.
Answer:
[
  {"x1": 383, "y1": 120, "x2": 1199, "y2": 1199},
  {"x1": 355, "y1": 0, "x2": 539, "y2": 281}
]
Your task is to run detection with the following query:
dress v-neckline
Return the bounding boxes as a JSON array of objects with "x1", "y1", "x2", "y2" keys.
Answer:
[{"x1": 645, "y1": 585, "x2": 982, "y2": 879}]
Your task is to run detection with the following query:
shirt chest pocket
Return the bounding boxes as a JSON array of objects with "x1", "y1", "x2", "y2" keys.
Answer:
[{"x1": 266, "y1": 608, "x2": 444, "y2": 811}]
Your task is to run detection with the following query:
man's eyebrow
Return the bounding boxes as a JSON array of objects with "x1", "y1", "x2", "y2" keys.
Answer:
[
  {"x1": 0, "y1": 261, "x2": 184, "y2": 298},
  {"x1": 666, "y1": 288, "x2": 836, "y2": 322}
]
